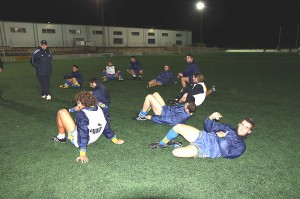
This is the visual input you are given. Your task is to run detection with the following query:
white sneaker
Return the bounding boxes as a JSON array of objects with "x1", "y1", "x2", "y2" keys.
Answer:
[
  {"x1": 46, "y1": 95, "x2": 51, "y2": 101},
  {"x1": 41, "y1": 95, "x2": 46, "y2": 99}
]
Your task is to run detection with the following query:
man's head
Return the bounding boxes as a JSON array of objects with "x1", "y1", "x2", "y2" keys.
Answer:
[
  {"x1": 237, "y1": 118, "x2": 255, "y2": 137},
  {"x1": 192, "y1": 72, "x2": 204, "y2": 83},
  {"x1": 40, "y1": 40, "x2": 48, "y2": 50},
  {"x1": 76, "y1": 91, "x2": 97, "y2": 108},
  {"x1": 130, "y1": 56, "x2": 136, "y2": 62},
  {"x1": 185, "y1": 101, "x2": 197, "y2": 114},
  {"x1": 164, "y1": 65, "x2": 170, "y2": 71},
  {"x1": 72, "y1": 65, "x2": 79, "y2": 72},
  {"x1": 185, "y1": 54, "x2": 194, "y2": 63},
  {"x1": 89, "y1": 77, "x2": 99, "y2": 89}
]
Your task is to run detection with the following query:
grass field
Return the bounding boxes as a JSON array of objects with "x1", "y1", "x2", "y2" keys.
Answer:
[{"x1": 0, "y1": 52, "x2": 299, "y2": 198}]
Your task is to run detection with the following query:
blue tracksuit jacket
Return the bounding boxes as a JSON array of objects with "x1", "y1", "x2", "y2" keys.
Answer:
[
  {"x1": 182, "y1": 62, "x2": 200, "y2": 84},
  {"x1": 30, "y1": 47, "x2": 52, "y2": 75},
  {"x1": 203, "y1": 117, "x2": 247, "y2": 159},
  {"x1": 155, "y1": 70, "x2": 174, "y2": 85},
  {"x1": 65, "y1": 71, "x2": 83, "y2": 85},
  {"x1": 128, "y1": 60, "x2": 143, "y2": 72}
]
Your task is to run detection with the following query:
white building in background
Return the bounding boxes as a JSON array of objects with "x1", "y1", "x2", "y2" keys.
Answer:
[{"x1": 0, "y1": 21, "x2": 192, "y2": 48}]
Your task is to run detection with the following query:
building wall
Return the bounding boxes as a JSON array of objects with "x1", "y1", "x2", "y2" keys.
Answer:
[{"x1": 0, "y1": 20, "x2": 192, "y2": 48}]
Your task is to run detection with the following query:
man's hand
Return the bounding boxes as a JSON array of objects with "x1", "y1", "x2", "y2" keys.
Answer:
[
  {"x1": 76, "y1": 155, "x2": 89, "y2": 164},
  {"x1": 209, "y1": 112, "x2": 222, "y2": 120},
  {"x1": 177, "y1": 73, "x2": 183, "y2": 78},
  {"x1": 216, "y1": 131, "x2": 228, "y2": 138}
]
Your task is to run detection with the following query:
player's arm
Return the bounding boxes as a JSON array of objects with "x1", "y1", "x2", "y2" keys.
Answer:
[
  {"x1": 75, "y1": 112, "x2": 90, "y2": 163},
  {"x1": 204, "y1": 113, "x2": 227, "y2": 133}
]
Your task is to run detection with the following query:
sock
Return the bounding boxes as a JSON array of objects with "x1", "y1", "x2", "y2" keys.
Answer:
[
  {"x1": 65, "y1": 81, "x2": 72, "y2": 86},
  {"x1": 138, "y1": 110, "x2": 148, "y2": 117},
  {"x1": 159, "y1": 128, "x2": 178, "y2": 145},
  {"x1": 57, "y1": 133, "x2": 65, "y2": 139},
  {"x1": 74, "y1": 81, "x2": 80, "y2": 86}
]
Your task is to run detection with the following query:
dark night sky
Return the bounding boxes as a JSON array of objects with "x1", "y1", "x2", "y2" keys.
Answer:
[{"x1": 1, "y1": 0, "x2": 300, "y2": 48}]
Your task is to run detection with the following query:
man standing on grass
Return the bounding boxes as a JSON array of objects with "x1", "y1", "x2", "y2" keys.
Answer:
[
  {"x1": 149, "y1": 112, "x2": 255, "y2": 159},
  {"x1": 30, "y1": 40, "x2": 53, "y2": 100}
]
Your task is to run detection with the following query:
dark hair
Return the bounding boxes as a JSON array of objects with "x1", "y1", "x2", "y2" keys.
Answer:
[
  {"x1": 186, "y1": 101, "x2": 197, "y2": 113},
  {"x1": 186, "y1": 54, "x2": 193, "y2": 58},
  {"x1": 244, "y1": 118, "x2": 255, "y2": 130},
  {"x1": 73, "y1": 65, "x2": 78, "y2": 69},
  {"x1": 89, "y1": 77, "x2": 99, "y2": 84},
  {"x1": 76, "y1": 91, "x2": 97, "y2": 107},
  {"x1": 131, "y1": 56, "x2": 136, "y2": 59}
]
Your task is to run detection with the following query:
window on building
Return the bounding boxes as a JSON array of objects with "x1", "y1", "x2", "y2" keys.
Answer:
[
  {"x1": 148, "y1": 39, "x2": 155, "y2": 44},
  {"x1": 131, "y1": 32, "x2": 140, "y2": 36},
  {"x1": 42, "y1": 29, "x2": 56, "y2": 34},
  {"x1": 162, "y1": 33, "x2": 168, "y2": 37},
  {"x1": 69, "y1": 29, "x2": 81, "y2": 35},
  {"x1": 176, "y1": 40, "x2": 182, "y2": 45},
  {"x1": 10, "y1": 27, "x2": 26, "y2": 33},
  {"x1": 114, "y1": 38, "x2": 123, "y2": 44},
  {"x1": 113, "y1": 31, "x2": 122, "y2": 35},
  {"x1": 92, "y1": 30, "x2": 103, "y2": 35},
  {"x1": 176, "y1": 34, "x2": 182, "y2": 37},
  {"x1": 148, "y1": 33, "x2": 155, "y2": 36}
]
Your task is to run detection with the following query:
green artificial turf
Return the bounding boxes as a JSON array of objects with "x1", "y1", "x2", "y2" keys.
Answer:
[{"x1": 0, "y1": 52, "x2": 299, "y2": 198}]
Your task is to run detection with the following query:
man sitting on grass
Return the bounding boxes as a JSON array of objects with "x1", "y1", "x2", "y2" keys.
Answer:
[
  {"x1": 60, "y1": 65, "x2": 83, "y2": 88},
  {"x1": 52, "y1": 91, "x2": 124, "y2": 163},
  {"x1": 149, "y1": 112, "x2": 254, "y2": 159},
  {"x1": 134, "y1": 92, "x2": 196, "y2": 125},
  {"x1": 102, "y1": 61, "x2": 124, "y2": 81},
  {"x1": 147, "y1": 64, "x2": 175, "y2": 88}
]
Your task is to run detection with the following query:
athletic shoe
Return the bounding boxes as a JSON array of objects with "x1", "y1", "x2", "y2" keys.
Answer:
[
  {"x1": 52, "y1": 136, "x2": 66, "y2": 143},
  {"x1": 118, "y1": 76, "x2": 124, "y2": 81},
  {"x1": 172, "y1": 141, "x2": 183, "y2": 148},
  {"x1": 211, "y1": 85, "x2": 216, "y2": 92},
  {"x1": 134, "y1": 115, "x2": 147, "y2": 121},
  {"x1": 167, "y1": 99, "x2": 178, "y2": 106},
  {"x1": 59, "y1": 84, "x2": 69, "y2": 88},
  {"x1": 146, "y1": 84, "x2": 150, "y2": 88},
  {"x1": 138, "y1": 76, "x2": 142, "y2": 80},
  {"x1": 148, "y1": 140, "x2": 179, "y2": 149},
  {"x1": 41, "y1": 95, "x2": 46, "y2": 99},
  {"x1": 103, "y1": 76, "x2": 108, "y2": 81},
  {"x1": 46, "y1": 95, "x2": 51, "y2": 101},
  {"x1": 148, "y1": 142, "x2": 168, "y2": 149}
]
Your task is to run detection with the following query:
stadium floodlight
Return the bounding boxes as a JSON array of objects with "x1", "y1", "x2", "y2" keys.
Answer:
[
  {"x1": 196, "y1": 1, "x2": 205, "y2": 44},
  {"x1": 196, "y1": 2, "x2": 205, "y2": 10}
]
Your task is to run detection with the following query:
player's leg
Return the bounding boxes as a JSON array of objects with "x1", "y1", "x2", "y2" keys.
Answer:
[
  {"x1": 152, "y1": 92, "x2": 166, "y2": 107},
  {"x1": 70, "y1": 78, "x2": 80, "y2": 87},
  {"x1": 180, "y1": 76, "x2": 189, "y2": 88},
  {"x1": 53, "y1": 109, "x2": 75, "y2": 142},
  {"x1": 178, "y1": 93, "x2": 188, "y2": 103},
  {"x1": 138, "y1": 69, "x2": 143, "y2": 79},
  {"x1": 172, "y1": 145, "x2": 198, "y2": 158}
]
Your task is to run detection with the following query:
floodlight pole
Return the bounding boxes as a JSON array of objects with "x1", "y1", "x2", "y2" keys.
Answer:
[{"x1": 196, "y1": 2, "x2": 205, "y2": 45}]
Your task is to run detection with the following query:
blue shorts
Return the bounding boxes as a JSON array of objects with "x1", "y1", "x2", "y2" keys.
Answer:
[
  {"x1": 190, "y1": 130, "x2": 221, "y2": 158},
  {"x1": 107, "y1": 74, "x2": 117, "y2": 80}
]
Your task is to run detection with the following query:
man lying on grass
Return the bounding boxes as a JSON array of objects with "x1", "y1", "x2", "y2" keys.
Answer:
[
  {"x1": 52, "y1": 91, "x2": 124, "y2": 163},
  {"x1": 134, "y1": 92, "x2": 196, "y2": 126},
  {"x1": 149, "y1": 112, "x2": 254, "y2": 159}
]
